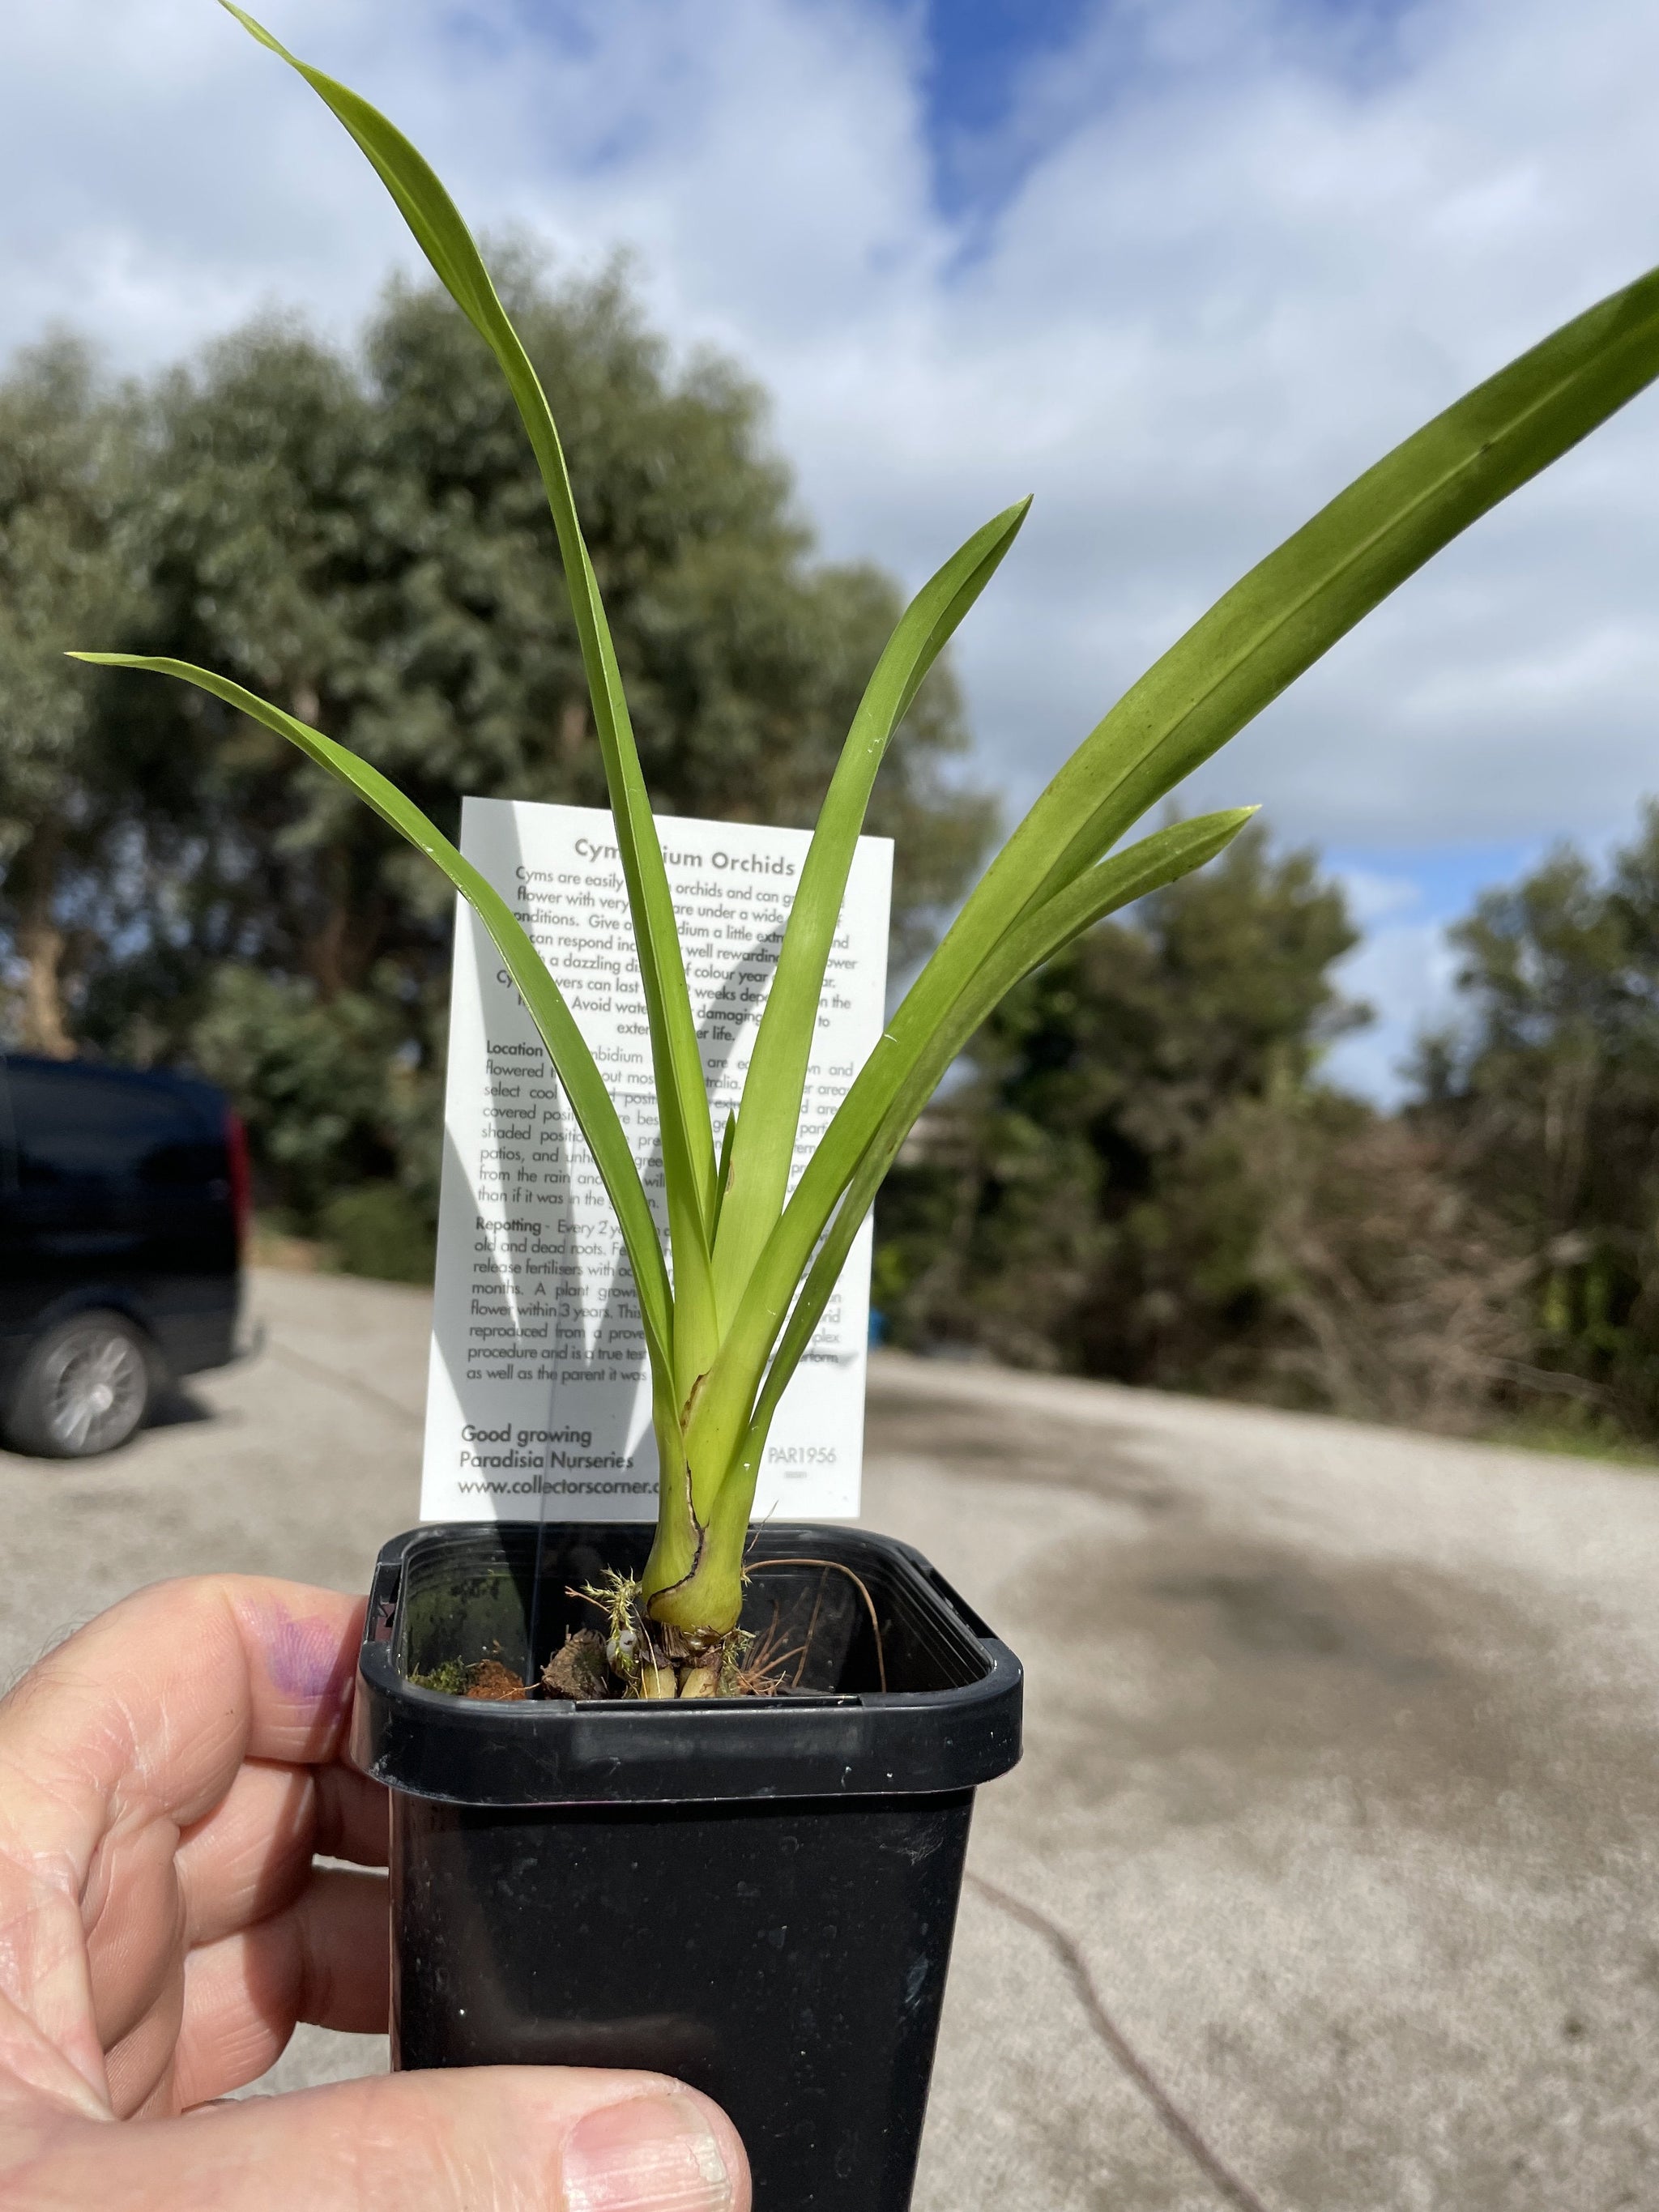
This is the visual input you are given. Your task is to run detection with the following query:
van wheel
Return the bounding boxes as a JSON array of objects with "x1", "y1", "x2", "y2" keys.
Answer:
[{"x1": 4, "y1": 1313, "x2": 156, "y2": 1459}]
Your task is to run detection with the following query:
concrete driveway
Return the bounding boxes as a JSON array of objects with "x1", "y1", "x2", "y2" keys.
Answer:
[{"x1": 4, "y1": 1268, "x2": 1658, "y2": 2210}]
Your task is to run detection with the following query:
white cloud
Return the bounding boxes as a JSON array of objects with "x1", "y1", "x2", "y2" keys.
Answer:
[
  {"x1": 5, "y1": 0, "x2": 1659, "y2": 1089},
  {"x1": 1323, "y1": 867, "x2": 1465, "y2": 1103},
  {"x1": 1332, "y1": 864, "x2": 1425, "y2": 929},
  {"x1": 1324, "y1": 910, "x2": 1462, "y2": 1104}
]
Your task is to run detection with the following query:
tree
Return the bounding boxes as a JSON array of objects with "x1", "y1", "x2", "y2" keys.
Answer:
[
  {"x1": 0, "y1": 340, "x2": 147, "y2": 1055},
  {"x1": 1417, "y1": 807, "x2": 1659, "y2": 1435}
]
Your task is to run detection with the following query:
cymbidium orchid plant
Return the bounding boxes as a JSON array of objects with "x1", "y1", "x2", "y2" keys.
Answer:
[{"x1": 78, "y1": 4, "x2": 1659, "y2": 1694}]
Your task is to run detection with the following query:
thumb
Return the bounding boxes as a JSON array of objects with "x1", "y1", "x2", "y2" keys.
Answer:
[{"x1": 7, "y1": 2067, "x2": 748, "y2": 2211}]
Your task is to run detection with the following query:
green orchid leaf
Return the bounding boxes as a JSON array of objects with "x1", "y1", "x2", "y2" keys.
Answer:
[
  {"x1": 1028, "y1": 262, "x2": 1659, "y2": 906},
  {"x1": 748, "y1": 811, "x2": 1258, "y2": 1443},
  {"x1": 711, "y1": 497, "x2": 1030, "y2": 1324},
  {"x1": 710, "y1": 1110, "x2": 738, "y2": 1244},
  {"x1": 219, "y1": 2, "x2": 720, "y2": 1403},
  {"x1": 881, "y1": 262, "x2": 1659, "y2": 1108},
  {"x1": 690, "y1": 811, "x2": 1258, "y2": 1492},
  {"x1": 69, "y1": 650, "x2": 676, "y2": 1375}
]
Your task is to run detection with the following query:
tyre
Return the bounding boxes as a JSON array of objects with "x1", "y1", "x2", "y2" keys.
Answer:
[{"x1": 3, "y1": 1311, "x2": 156, "y2": 1459}]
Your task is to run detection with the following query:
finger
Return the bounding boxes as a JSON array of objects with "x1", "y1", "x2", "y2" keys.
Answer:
[
  {"x1": 178, "y1": 1762, "x2": 389, "y2": 1950},
  {"x1": 13, "y1": 2068, "x2": 749, "y2": 2212},
  {"x1": 79, "y1": 1806, "x2": 187, "y2": 2054},
  {"x1": 0, "y1": 1576, "x2": 365, "y2": 1848},
  {"x1": 39, "y1": 1761, "x2": 386, "y2": 2108},
  {"x1": 0, "y1": 1577, "x2": 363, "y2": 2099},
  {"x1": 170, "y1": 1868, "x2": 388, "y2": 2106},
  {"x1": 176, "y1": 1763, "x2": 312, "y2": 1953},
  {"x1": 100, "y1": 1976, "x2": 185, "y2": 2121}
]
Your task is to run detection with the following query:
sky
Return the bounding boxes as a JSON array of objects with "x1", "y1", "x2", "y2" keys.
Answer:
[{"x1": 3, "y1": 0, "x2": 1657, "y2": 1098}]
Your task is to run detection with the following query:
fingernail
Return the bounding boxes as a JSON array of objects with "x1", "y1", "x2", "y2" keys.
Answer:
[{"x1": 563, "y1": 2093, "x2": 735, "y2": 2211}]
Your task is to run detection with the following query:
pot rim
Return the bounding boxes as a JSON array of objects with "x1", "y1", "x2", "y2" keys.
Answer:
[{"x1": 350, "y1": 1520, "x2": 1023, "y2": 1808}]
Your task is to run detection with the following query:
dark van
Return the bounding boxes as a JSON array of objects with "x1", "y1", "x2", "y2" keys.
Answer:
[{"x1": 0, "y1": 1053, "x2": 248, "y2": 1458}]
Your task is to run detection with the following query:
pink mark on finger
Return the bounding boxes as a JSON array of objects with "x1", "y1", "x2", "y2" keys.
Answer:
[{"x1": 259, "y1": 1608, "x2": 356, "y2": 1712}]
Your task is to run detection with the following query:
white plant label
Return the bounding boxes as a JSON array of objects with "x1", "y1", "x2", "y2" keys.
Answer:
[{"x1": 420, "y1": 798, "x2": 892, "y2": 1524}]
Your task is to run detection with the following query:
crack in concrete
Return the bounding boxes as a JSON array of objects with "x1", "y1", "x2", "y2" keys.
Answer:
[
  {"x1": 265, "y1": 1339, "x2": 423, "y2": 1429},
  {"x1": 966, "y1": 1872, "x2": 1273, "y2": 2212}
]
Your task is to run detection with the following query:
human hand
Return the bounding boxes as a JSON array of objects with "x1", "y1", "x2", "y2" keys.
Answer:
[{"x1": 0, "y1": 1575, "x2": 748, "y2": 2209}]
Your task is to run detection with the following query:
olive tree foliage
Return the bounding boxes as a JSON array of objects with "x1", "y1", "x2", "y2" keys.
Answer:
[
  {"x1": 1415, "y1": 805, "x2": 1659, "y2": 1439},
  {"x1": 2, "y1": 262, "x2": 990, "y2": 1229},
  {"x1": 0, "y1": 340, "x2": 148, "y2": 1057}
]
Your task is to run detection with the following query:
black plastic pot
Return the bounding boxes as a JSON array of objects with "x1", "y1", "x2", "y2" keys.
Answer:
[{"x1": 351, "y1": 1519, "x2": 1021, "y2": 2212}]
